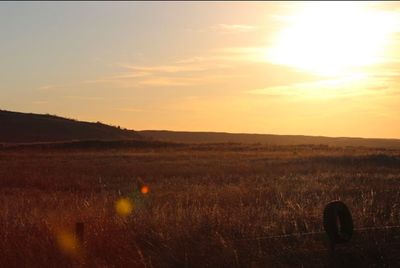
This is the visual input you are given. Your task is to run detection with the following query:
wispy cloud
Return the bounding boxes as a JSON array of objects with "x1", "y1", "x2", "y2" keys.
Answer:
[
  {"x1": 211, "y1": 24, "x2": 258, "y2": 34},
  {"x1": 120, "y1": 63, "x2": 211, "y2": 73},
  {"x1": 247, "y1": 74, "x2": 382, "y2": 99},
  {"x1": 186, "y1": 23, "x2": 258, "y2": 34},
  {"x1": 138, "y1": 77, "x2": 196, "y2": 87},
  {"x1": 78, "y1": 43, "x2": 324, "y2": 92},
  {"x1": 175, "y1": 56, "x2": 206, "y2": 64},
  {"x1": 37, "y1": 85, "x2": 61, "y2": 91},
  {"x1": 83, "y1": 53, "x2": 240, "y2": 88},
  {"x1": 217, "y1": 47, "x2": 268, "y2": 62},
  {"x1": 63, "y1": 95, "x2": 106, "y2": 101},
  {"x1": 32, "y1": 100, "x2": 48, "y2": 105},
  {"x1": 84, "y1": 72, "x2": 149, "y2": 84},
  {"x1": 113, "y1": 107, "x2": 145, "y2": 113}
]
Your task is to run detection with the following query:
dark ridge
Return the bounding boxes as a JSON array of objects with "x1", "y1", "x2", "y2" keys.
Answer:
[
  {"x1": 0, "y1": 139, "x2": 183, "y2": 151},
  {"x1": 2, "y1": 109, "x2": 400, "y2": 149},
  {"x1": 139, "y1": 130, "x2": 400, "y2": 149},
  {"x1": 0, "y1": 110, "x2": 142, "y2": 143}
]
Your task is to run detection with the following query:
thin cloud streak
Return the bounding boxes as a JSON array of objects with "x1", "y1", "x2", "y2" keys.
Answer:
[
  {"x1": 246, "y1": 74, "x2": 391, "y2": 99},
  {"x1": 211, "y1": 24, "x2": 258, "y2": 34}
]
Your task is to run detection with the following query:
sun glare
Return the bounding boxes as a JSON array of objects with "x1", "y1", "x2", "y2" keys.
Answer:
[{"x1": 267, "y1": 2, "x2": 399, "y2": 76}]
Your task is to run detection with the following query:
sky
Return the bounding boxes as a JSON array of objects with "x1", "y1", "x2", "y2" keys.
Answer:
[{"x1": 1, "y1": 1, "x2": 400, "y2": 138}]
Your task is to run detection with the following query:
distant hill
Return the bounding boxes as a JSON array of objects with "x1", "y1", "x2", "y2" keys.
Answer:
[
  {"x1": 0, "y1": 110, "x2": 142, "y2": 143},
  {"x1": 140, "y1": 130, "x2": 400, "y2": 149},
  {"x1": 2, "y1": 109, "x2": 400, "y2": 148}
]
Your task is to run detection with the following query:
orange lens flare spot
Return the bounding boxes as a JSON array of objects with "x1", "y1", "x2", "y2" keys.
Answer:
[
  {"x1": 115, "y1": 198, "x2": 134, "y2": 216},
  {"x1": 141, "y1": 186, "x2": 149, "y2": 194},
  {"x1": 56, "y1": 231, "x2": 79, "y2": 256}
]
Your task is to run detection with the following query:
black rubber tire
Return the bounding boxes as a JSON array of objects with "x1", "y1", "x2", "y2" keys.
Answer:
[{"x1": 323, "y1": 201, "x2": 354, "y2": 244}]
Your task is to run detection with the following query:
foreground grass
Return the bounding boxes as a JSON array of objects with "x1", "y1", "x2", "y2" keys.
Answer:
[{"x1": 0, "y1": 144, "x2": 400, "y2": 267}]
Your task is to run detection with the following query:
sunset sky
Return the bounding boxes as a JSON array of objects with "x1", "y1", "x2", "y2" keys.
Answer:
[{"x1": 1, "y1": 1, "x2": 400, "y2": 138}]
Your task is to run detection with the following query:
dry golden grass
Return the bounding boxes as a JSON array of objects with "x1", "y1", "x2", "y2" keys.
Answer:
[{"x1": 0, "y1": 144, "x2": 400, "y2": 267}]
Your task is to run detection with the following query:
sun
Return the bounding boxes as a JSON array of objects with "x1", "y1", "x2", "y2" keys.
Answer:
[{"x1": 266, "y1": 2, "x2": 398, "y2": 77}]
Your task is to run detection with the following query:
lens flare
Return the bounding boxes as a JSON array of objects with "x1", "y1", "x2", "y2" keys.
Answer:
[
  {"x1": 141, "y1": 185, "x2": 149, "y2": 194},
  {"x1": 56, "y1": 231, "x2": 79, "y2": 256},
  {"x1": 115, "y1": 198, "x2": 134, "y2": 216}
]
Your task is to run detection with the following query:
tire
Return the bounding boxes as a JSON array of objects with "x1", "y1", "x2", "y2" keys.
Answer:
[{"x1": 323, "y1": 201, "x2": 354, "y2": 244}]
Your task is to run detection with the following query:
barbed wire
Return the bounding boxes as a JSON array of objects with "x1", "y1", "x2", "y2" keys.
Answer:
[{"x1": 229, "y1": 224, "x2": 400, "y2": 242}]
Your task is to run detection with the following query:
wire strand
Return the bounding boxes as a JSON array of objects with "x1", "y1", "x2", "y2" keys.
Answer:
[{"x1": 229, "y1": 225, "x2": 400, "y2": 242}]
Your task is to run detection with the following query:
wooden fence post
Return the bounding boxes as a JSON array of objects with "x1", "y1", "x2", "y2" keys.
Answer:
[{"x1": 75, "y1": 222, "x2": 84, "y2": 244}]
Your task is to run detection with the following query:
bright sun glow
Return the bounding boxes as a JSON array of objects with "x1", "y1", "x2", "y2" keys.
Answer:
[{"x1": 267, "y1": 2, "x2": 399, "y2": 76}]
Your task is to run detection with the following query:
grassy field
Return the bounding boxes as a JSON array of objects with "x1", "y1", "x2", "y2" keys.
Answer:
[{"x1": 1, "y1": 143, "x2": 400, "y2": 267}]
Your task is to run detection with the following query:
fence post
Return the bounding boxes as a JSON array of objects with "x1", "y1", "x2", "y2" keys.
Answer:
[{"x1": 75, "y1": 222, "x2": 84, "y2": 244}]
